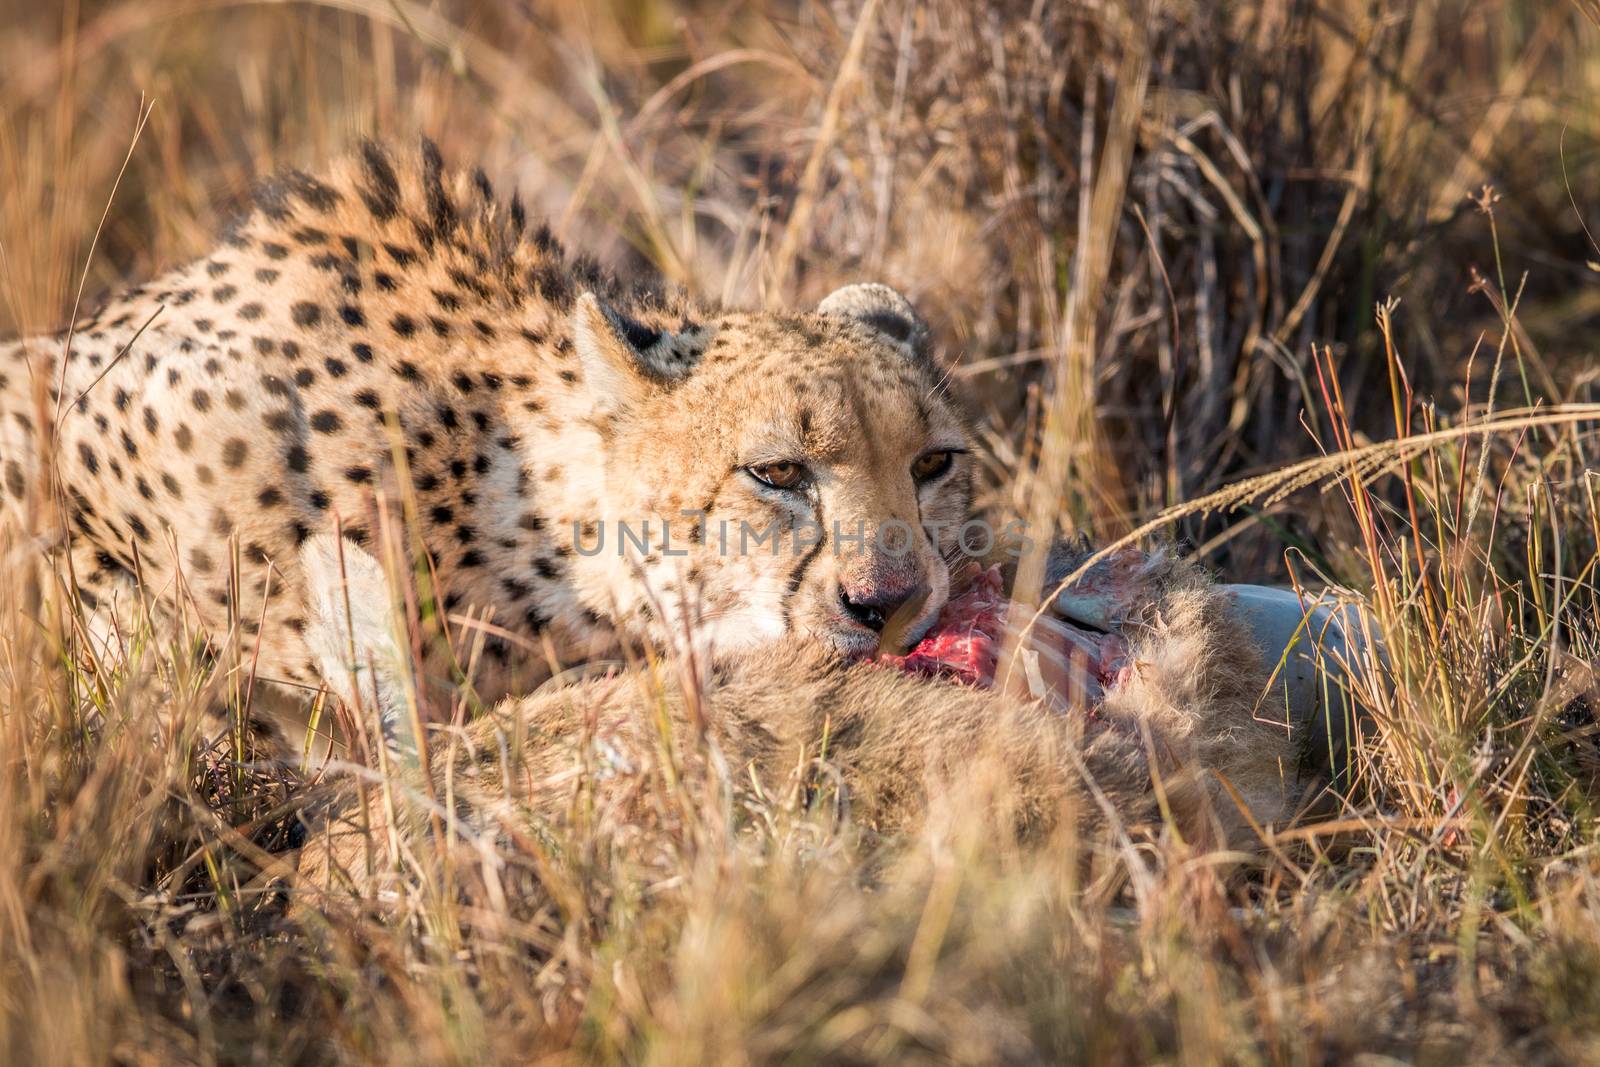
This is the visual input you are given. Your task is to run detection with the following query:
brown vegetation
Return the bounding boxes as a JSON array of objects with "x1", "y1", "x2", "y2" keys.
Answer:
[{"x1": 3, "y1": 1, "x2": 1600, "y2": 1062}]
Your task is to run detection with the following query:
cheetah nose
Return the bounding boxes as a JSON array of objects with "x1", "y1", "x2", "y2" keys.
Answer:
[{"x1": 839, "y1": 581, "x2": 926, "y2": 638}]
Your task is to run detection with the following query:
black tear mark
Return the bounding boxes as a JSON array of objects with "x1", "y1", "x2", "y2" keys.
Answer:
[{"x1": 781, "y1": 500, "x2": 826, "y2": 632}]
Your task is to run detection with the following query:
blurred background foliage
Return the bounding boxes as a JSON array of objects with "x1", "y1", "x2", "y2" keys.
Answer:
[
  {"x1": 4, "y1": 0, "x2": 1594, "y2": 579},
  {"x1": 5, "y1": 4, "x2": 1600, "y2": 1062}
]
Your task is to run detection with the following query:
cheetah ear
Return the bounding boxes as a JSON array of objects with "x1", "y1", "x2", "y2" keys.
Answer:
[
  {"x1": 817, "y1": 283, "x2": 929, "y2": 358},
  {"x1": 571, "y1": 291, "x2": 703, "y2": 412}
]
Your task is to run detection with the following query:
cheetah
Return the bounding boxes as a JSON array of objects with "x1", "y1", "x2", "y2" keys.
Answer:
[{"x1": 0, "y1": 139, "x2": 979, "y2": 754}]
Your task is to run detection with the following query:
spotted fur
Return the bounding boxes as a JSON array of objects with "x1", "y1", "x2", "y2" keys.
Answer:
[{"x1": 0, "y1": 139, "x2": 973, "y2": 752}]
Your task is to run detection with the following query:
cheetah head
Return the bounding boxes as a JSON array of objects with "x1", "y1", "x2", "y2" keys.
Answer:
[{"x1": 569, "y1": 283, "x2": 973, "y2": 661}]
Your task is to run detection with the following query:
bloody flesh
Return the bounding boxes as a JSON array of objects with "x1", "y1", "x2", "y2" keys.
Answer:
[
  {"x1": 879, "y1": 566, "x2": 1131, "y2": 709},
  {"x1": 878, "y1": 566, "x2": 1009, "y2": 687}
]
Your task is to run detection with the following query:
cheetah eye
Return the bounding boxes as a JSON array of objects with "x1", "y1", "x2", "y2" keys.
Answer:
[
  {"x1": 911, "y1": 450, "x2": 956, "y2": 482},
  {"x1": 745, "y1": 461, "x2": 810, "y2": 492}
]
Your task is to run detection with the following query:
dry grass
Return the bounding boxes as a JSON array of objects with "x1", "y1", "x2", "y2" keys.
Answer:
[{"x1": 3, "y1": 0, "x2": 1600, "y2": 1062}]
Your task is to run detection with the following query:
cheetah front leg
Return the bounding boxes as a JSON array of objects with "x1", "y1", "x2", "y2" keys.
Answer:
[{"x1": 297, "y1": 533, "x2": 420, "y2": 761}]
